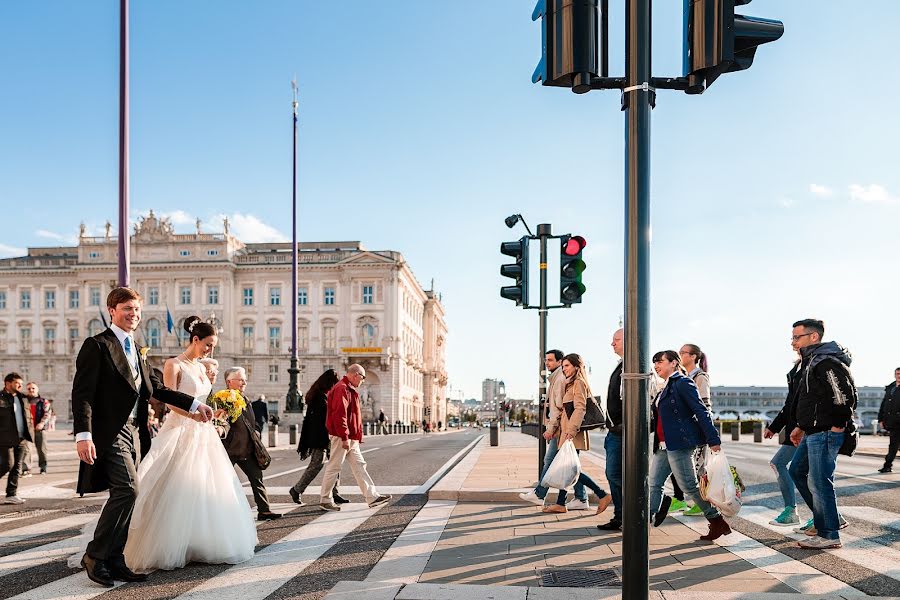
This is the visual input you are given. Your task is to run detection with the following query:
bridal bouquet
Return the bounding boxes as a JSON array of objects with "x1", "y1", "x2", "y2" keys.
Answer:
[{"x1": 208, "y1": 389, "x2": 247, "y2": 425}]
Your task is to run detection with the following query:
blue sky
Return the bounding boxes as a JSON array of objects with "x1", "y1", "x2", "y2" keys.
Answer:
[{"x1": 2, "y1": 1, "x2": 898, "y2": 399}]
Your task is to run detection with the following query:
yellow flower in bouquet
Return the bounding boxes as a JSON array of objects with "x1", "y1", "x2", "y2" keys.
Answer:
[{"x1": 210, "y1": 389, "x2": 247, "y2": 424}]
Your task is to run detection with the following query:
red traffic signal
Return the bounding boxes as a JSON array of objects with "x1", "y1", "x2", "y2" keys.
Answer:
[{"x1": 563, "y1": 235, "x2": 586, "y2": 256}]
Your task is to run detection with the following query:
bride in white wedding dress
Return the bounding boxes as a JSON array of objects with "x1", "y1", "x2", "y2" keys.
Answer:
[{"x1": 122, "y1": 316, "x2": 257, "y2": 572}]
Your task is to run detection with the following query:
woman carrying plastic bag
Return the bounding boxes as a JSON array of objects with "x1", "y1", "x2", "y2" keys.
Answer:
[
  {"x1": 541, "y1": 438, "x2": 580, "y2": 489},
  {"x1": 701, "y1": 447, "x2": 743, "y2": 517},
  {"x1": 649, "y1": 350, "x2": 732, "y2": 542}
]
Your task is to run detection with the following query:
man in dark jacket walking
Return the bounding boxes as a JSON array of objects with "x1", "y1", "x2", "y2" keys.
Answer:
[
  {"x1": 252, "y1": 395, "x2": 268, "y2": 434},
  {"x1": 764, "y1": 357, "x2": 803, "y2": 525},
  {"x1": 877, "y1": 368, "x2": 900, "y2": 473},
  {"x1": 0, "y1": 373, "x2": 34, "y2": 504},
  {"x1": 599, "y1": 328, "x2": 624, "y2": 531},
  {"x1": 787, "y1": 319, "x2": 857, "y2": 550}
]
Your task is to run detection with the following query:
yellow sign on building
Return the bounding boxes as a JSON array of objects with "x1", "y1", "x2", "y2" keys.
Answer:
[{"x1": 341, "y1": 347, "x2": 383, "y2": 354}]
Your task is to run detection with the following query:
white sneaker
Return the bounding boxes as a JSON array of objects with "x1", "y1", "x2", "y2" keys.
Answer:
[
  {"x1": 798, "y1": 536, "x2": 842, "y2": 549},
  {"x1": 2, "y1": 496, "x2": 24, "y2": 505},
  {"x1": 518, "y1": 490, "x2": 546, "y2": 506},
  {"x1": 567, "y1": 499, "x2": 591, "y2": 511}
]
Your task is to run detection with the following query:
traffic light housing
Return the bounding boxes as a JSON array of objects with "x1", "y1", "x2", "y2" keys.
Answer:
[
  {"x1": 500, "y1": 237, "x2": 529, "y2": 306},
  {"x1": 532, "y1": 0, "x2": 600, "y2": 94},
  {"x1": 560, "y1": 235, "x2": 586, "y2": 306},
  {"x1": 683, "y1": 0, "x2": 784, "y2": 93}
]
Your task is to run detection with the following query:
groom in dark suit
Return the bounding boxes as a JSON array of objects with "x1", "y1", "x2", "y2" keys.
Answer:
[{"x1": 72, "y1": 287, "x2": 213, "y2": 587}]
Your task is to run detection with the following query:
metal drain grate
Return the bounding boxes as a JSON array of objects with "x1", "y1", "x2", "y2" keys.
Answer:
[{"x1": 537, "y1": 567, "x2": 623, "y2": 587}]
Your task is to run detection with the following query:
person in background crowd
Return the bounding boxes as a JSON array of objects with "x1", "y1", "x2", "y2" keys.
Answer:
[
  {"x1": 26, "y1": 382, "x2": 51, "y2": 474},
  {"x1": 649, "y1": 350, "x2": 730, "y2": 542},
  {"x1": 878, "y1": 368, "x2": 900, "y2": 473},
  {"x1": 47, "y1": 399, "x2": 57, "y2": 431},
  {"x1": 543, "y1": 354, "x2": 612, "y2": 516},
  {"x1": 252, "y1": 395, "x2": 268, "y2": 434},
  {"x1": 199, "y1": 358, "x2": 219, "y2": 404},
  {"x1": 674, "y1": 344, "x2": 712, "y2": 517},
  {"x1": 378, "y1": 410, "x2": 387, "y2": 435},
  {"x1": 764, "y1": 352, "x2": 803, "y2": 526},
  {"x1": 289, "y1": 369, "x2": 345, "y2": 506},
  {"x1": 1, "y1": 373, "x2": 34, "y2": 504},
  {"x1": 599, "y1": 329, "x2": 624, "y2": 531}
]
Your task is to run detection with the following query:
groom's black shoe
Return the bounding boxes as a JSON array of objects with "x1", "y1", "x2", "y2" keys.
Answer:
[
  {"x1": 108, "y1": 558, "x2": 148, "y2": 583},
  {"x1": 258, "y1": 511, "x2": 282, "y2": 521},
  {"x1": 81, "y1": 554, "x2": 114, "y2": 588},
  {"x1": 332, "y1": 493, "x2": 350, "y2": 504}
]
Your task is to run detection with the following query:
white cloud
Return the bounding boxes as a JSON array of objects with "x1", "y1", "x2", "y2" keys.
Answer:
[
  {"x1": 848, "y1": 183, "x2": 899, "y2": 206},
  {"x1": 159, "y1": 210, "x2": 195, "y2": 226},
  {"x1": 36, "y1": 229, "x2": 79, "y2": 244},
  {"x1": 225, "y1": 213, "x2": 287, "y2": 243},
  {"x1": 808, "y1": 184, "x2": 834, "y2": 197},
  {"x1": 0, "y1": 243, "x2": 25, "y2": 258}
]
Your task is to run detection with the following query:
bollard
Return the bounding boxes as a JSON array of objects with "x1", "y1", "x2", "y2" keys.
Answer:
[
  {"x1": 490, "y1": 421, "x2": 499, "y2": 446},
  {"x1": 753, "y1": 421, "x2": 763, "y2": 443},
  {"x1": 389, "y1": 423, "x2": 393, "y2": 435},
  {"x1": 715, "y1": 421, "x2": 723, "y2": 437},
  {"x1": 268, "y1": 424, "x2": 279, "y2": 448},
  {"x1": 289, "y1": 424, "x2": 298, "y2": 445},
  {"x1": 731, "y1": 422, "x2": 740, "y2": 441}
]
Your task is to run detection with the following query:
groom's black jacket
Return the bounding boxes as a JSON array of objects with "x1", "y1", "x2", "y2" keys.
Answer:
[{"x1": 71, "y1": 328, "x2": 194, "y2": 494}]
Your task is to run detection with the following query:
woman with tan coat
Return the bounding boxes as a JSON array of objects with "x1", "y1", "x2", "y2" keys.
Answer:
[{"x1": 544, "y1": 353, "x2": 613, "y2": 515}]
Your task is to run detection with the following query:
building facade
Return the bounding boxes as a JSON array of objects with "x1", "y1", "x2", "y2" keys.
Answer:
[
  {"x1": 0, "y1": 212, "x2": 448, "y2": 424},
  {"x1": 709, "y1": 385, "x2": 884, "y2": 427}
]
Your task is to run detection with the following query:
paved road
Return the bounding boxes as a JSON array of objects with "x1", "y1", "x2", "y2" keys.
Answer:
[{"x1": 0, "y1": 428, "x2": 481, "y2": 600}]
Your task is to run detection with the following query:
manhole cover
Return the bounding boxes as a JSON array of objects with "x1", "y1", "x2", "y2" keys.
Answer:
[{"x1": 537, "y1": 567, "x2": 622, "y2": 587}]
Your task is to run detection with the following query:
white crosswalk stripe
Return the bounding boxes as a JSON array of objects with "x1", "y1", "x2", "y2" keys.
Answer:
[{"x1": 0, "y1": 513, "x2": 97, "y2": 547}]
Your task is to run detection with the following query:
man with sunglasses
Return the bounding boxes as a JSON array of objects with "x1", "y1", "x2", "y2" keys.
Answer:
[
  {"x1": 786, "y1": 319, "x2": 857, "y2": 550},
  {"x1": 319, "y1": 364, "x2": 391, "y2": 511}
]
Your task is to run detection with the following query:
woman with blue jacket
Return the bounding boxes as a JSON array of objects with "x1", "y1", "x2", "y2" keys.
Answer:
[{"x1": 649, "y1": 350, "x2": 731, "y2": 542}]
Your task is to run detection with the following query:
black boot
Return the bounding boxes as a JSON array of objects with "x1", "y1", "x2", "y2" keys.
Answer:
[
  {"x1": 332, "y1": 492, "x2": 350, "y2": 504},
  {"x1": 879, "y1": 464, "x2": 893, "y2": 473},
  {"x1": 653, "y1": 495, "x2": 672, "y2": 527},
  {"x1": 81, "y1": 554, "x2": 114, "y2": 588}
]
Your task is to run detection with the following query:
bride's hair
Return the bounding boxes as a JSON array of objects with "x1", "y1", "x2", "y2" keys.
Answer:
[{"x1": 184, "y1": 316, "x2": 216, "y2": 342}]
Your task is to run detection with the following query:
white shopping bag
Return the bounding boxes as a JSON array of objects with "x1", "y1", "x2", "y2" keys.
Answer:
[
  {"x1": 703, "y1": 447, "x2": 742, "y2": 517},
  {"x1": 541, "y1": 439, "x2": 581, "y2": 490}
]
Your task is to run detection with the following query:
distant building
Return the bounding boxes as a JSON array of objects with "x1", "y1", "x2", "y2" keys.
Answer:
[
  {"x1": 710, "y1": 386, "x2": 883, "y2": 426},
  {"x1": 482, "y1": 378, "x2": 505, "y2": 405}
]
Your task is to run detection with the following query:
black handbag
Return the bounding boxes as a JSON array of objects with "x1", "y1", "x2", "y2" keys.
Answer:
[
  {"x1": 580, "y1": 396, "x2": 607, "y2": 431},
  {"x1": 839, "y1": 420, "x2": 859, "y2": 457}
]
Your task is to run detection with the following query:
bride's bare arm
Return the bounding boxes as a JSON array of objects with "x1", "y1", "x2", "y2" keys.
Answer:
[{"x1": 162, "y1": 359, "x2": 196, "y2": 420}]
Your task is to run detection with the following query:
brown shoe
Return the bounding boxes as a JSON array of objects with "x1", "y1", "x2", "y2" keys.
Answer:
[
  {"x1": 595, "y1": 495, "x2": 613, "y2": 516},
  {"x1": 542, "y1": 504, "x2": 567, "y2": 513},
  {"x1": 699, "y1": 516, "x2": 732, "y2": 541}
]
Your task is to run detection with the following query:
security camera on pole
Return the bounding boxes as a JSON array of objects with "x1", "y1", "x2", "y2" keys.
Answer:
[{"x1": 500, "y1": 215, "x2": 588, "y2": 477}]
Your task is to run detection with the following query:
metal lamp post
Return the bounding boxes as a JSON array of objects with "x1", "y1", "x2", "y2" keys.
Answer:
[{"x1": 285, "y1": 79, "x2": 303, "y2": 414}]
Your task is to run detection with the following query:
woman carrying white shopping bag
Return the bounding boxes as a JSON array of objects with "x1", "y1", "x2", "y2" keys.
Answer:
[{"x1": 649, "y1": 350, "x2": 731, "y2": 542}]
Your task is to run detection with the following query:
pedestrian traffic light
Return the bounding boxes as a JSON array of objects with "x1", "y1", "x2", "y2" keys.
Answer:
[
  {"x1": 532, "y1": 0, "x2": 600, "y2": 93},
  {"x1": 683, "y1": 0, "x2": 784, "y2": 94},
  {"x1": 500, "y1": 237, "x2": 529, "y2": 307},
  {"x1": 560, "y1": 234, "x2": 586, "y2": 306}
]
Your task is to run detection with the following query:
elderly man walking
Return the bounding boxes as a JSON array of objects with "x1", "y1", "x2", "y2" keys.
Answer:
[{"x1": 319, "y1": 364, "x2": 391, "y2": 512}]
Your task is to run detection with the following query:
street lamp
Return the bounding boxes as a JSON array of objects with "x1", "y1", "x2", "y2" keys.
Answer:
[{"x1": 285, "y1": 79, "x2": 303, "y2": 414}]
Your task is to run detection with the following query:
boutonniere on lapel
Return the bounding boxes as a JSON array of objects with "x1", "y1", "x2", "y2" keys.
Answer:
[{"x1": 139, "y1": 347, "x2": 150, "y2": 362}]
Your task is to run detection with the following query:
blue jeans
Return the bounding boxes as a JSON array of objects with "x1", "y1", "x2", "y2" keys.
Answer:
[
  {"x1": 789, "y1": 431, "x2": 843, "y2": 540},
  {"x1": 535, "y1": 437, "x2": 585, "y2": 501},
  {"x1": 769, "y1": 444, "x2": 797, "y2": 508},
  {"x1": 556, "y1": 451, "x2": 607, "y2": 505},
  {"x1": 650, "y1": 447, "x2": 720, "y2": 520},
  {"x1": 604, "y1": 432, "x2": 623, "y2": 521}
]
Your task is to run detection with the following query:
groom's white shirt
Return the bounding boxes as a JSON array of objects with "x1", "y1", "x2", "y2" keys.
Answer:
[{"x1": 75, "y1": 323, "x2": 201, "y2": 443}]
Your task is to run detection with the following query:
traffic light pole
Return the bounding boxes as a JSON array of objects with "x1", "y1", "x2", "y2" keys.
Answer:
[
  {"x1": 537, "y1": 223, "x2": 551, "y2": 478},
  {"x1": 622, "y1": 0, "x2": 652, "y2": 598}
]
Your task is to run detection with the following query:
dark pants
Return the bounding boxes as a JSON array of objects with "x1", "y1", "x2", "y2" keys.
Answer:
[
  {"x1": 87, "y1": 425, "x2": 140, "y2": 562},
  {"x1": 670, "y1": 474, "x2": 684, "y2": 501},
  {"x1": 291, "y1": 448, "x2": 340, "y2": 496},
  {"x1": 885, "y1": 429, "x2": 900, "y2": 468},
  {"x1": 234, "y1": 457, "x2": 270, "y2": 514},
  {"x1": 0, "y1": 441, "x2": 27, "y2": 496},
  {"x1": 34, "y1": 430, "x2": 48, "y2": 471},
  {"x1": 19, "y1": 442, "x2": 31, "y2": 474},
  {"x1": 604, "y1": 432, "x2": 623, "y2": 521}
]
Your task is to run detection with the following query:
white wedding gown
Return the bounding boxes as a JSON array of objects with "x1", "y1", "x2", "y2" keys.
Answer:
[{"x1": 122, "y1": 359, "x2": 257, "y2": 572}]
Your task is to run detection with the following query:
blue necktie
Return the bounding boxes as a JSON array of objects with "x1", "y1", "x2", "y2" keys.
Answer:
[{"x1": 124, "y1": 336, "x2": 137, "y2": 370}]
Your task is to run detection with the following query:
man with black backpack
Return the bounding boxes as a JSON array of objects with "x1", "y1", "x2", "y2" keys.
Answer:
[
  {"x1": 878, "y1": 368, "x2": 900, "y2": 473},
  {"x1": 787, "y1": 319, "x2": 857, "y2": 550}
]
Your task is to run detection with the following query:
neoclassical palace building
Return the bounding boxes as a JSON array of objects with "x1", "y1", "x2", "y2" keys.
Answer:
[{"x1": 0, "y1": 212, "x2": 448, "y2": 425}]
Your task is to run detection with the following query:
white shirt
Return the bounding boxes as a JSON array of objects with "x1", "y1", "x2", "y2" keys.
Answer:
[
  {"x1": 76, "y1": 324, "x2": 200, "y2": 443},
  {"x1": 11, "y1": 393, "x2": 26, "y2": 438}
]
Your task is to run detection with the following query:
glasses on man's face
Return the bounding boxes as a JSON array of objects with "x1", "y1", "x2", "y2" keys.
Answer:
[{"x1": 791, "y1": 333, "x2": 814, "y2": 342}]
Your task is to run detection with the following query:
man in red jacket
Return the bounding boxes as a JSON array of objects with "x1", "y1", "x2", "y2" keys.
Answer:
[{"x1": 319, "y1": 364, "x2": 391, "y2": 512}]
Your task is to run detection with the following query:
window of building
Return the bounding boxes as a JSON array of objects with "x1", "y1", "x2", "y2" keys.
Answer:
[
  {"x1": 242, "y1": 325, "x2": 254, "y2": 352},
  {"x1": 89, "y1": 287, "x2": 101, "y2": 307},
  {"x1": 297, "y1": 287, "x2": 308, "y2": 306},
  {"x1": 268, "y1": 326, "x2": 281, "y2": 352},
  {"x1": 43, "y1": 327, "x2": 55, "y2": 353},
  {"x1": 268, "y1": 364, "x2": 279, "y2": 383},
  {"x1": 323, "y1": 323, "x2": 336, "y2": 352},
  {"x1": 179, "y1": 249, "x2": 191, "y2": 257},
  {"x1": 298, "y1": 323, "x2": 309, "y2": 352},
  {"x1": 362, "y1": 285, "x2": 374, "y2": 304},
  {"x1": 20, "y1": 327, "x2": 31, "y2": 353},
  {"x1": 69, "y1": 327, "x2": 79, "y2": 353},
  {"x1": 362, "y1": 323, "x2": 375, "y2": 346},
  {"x1": 207, "y1": 249, "x2": 219, "y2": 256},
  {"x1": 43, "y1": 364, "x2": 54, "y2": 382},
  {"x1": 324, "y1": 287, "x2": 335, "y2": 305},
  {"x1": 87, "y1": 318, "x2": 104, "y2": 337},
  {"x1": 270, "y1": 287, "x2": 282, "y2": 306},
  {"x1": 88, "y1": 251, "x2": 100, "y2": 259},
  {"x1": 180, "y1": 286, "x2": 191, "y2": 305},
  {"x1": 208, "y1": 286, "x2": 219, "y2": 305},
  {"x1": 242, "y1": 287, "x2": 254, "y2": 306},
  {"x1": 148, "y1": 287, "x2": 159, "y2": 305},
  {"x1": 146, "y1": 318, "x2": 161, "y2": 348},
  {"x1": 69, "y1": 290, "x2": 80, "y2": 308},
  {"x1": 20, "y1": 290, "x2": 31, "y2": 309},
  {"x1": 0, "y1": 291, "x2": 6, "y2": 309},
  {"x1": 45, "y1": 290, "x2": 56, "y2": 309},
  {"x1": 0, "y1": 325, "x2": 6, "y2": 352}
]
